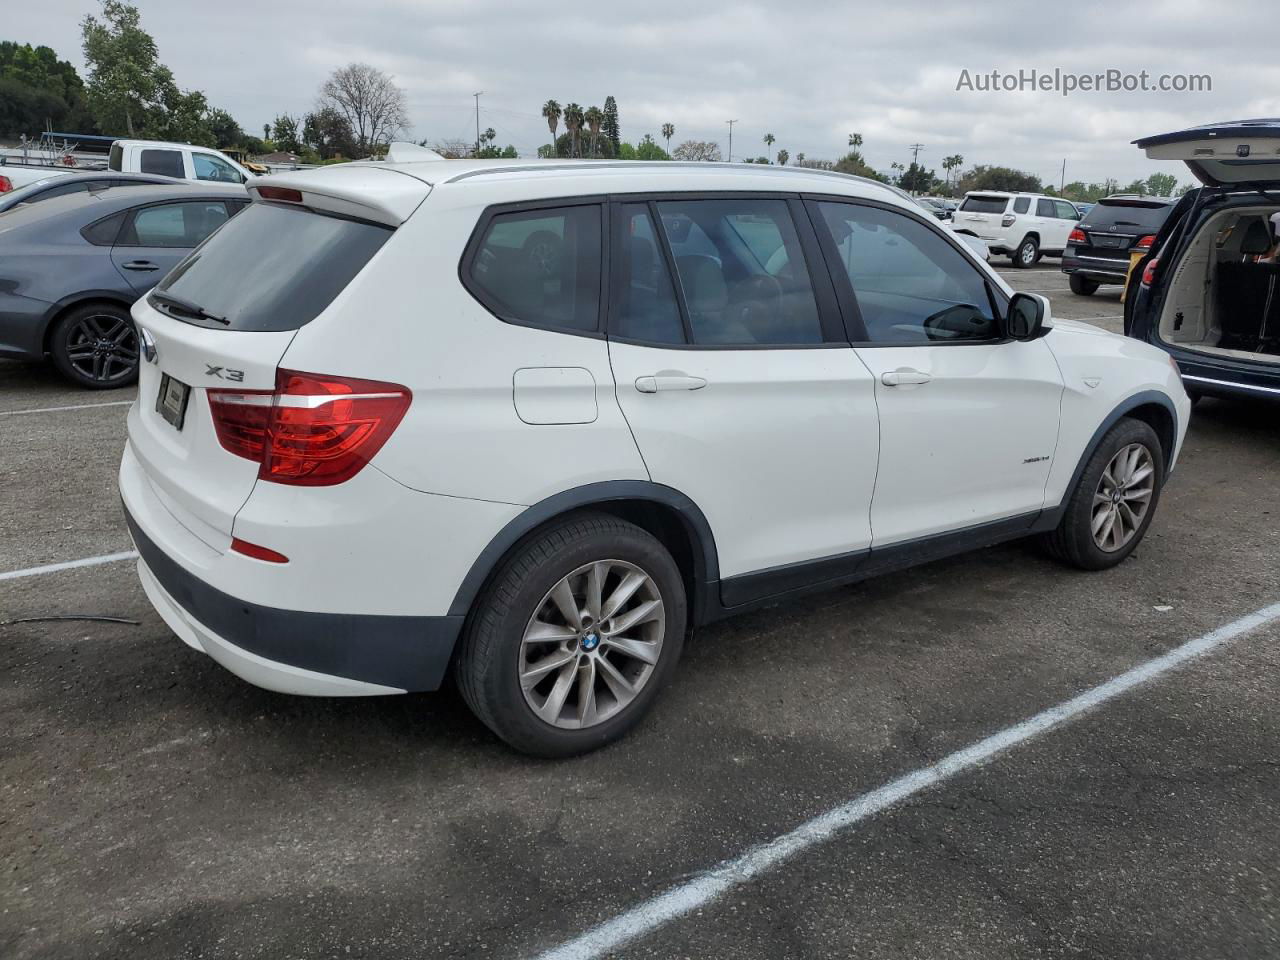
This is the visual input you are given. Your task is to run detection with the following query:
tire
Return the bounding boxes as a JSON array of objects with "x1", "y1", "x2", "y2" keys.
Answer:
[
  {"x1": 48, "y1": 302, "x2": 139, "y2": 389},
  {"x1": 1069, "y1": 274, "x2": 1100, "y2": 296},
  {"x1": 454, "y1": 513, "x2": 687, "y2": 757},
  {"x1": 1010, "y1": 236, "x2": 1039, "y2": 268},
  {"x1": 1040, "y1": 418, "x2": 1165, "y2": 571}
]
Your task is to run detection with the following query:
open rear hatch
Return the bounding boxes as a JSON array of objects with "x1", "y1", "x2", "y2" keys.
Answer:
[
  {"x1": 126, "y1": 166, "x2": 423, "y2": 549},
  {"x1": 1134, "y1": 119, "x2": 1280, "y2": 187}
]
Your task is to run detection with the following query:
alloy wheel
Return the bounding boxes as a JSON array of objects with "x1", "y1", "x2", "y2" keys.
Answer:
[
  {"x1": 519, "y1": 559, "x2": 665, "y2": 729},
  {"x1": 64, "y1": 313, "x2": 138, "y2": 384},
  {"x1": 1091, "y1": 442, "x2": 1155, "y2": 552}
]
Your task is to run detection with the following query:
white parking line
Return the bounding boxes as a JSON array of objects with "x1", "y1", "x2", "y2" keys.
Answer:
[
  {"x1": 0, "y1": 551, "x2": 138, "y2": 582},
  {"x1": 532, "y1": 600, "x2": 1280, "y2": 960},
  {"x1": 0, "y1": 400, "x2": 133, "y2": 417}
]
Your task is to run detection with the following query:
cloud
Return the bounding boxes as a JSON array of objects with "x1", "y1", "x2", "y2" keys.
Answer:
[{"x1": 12, "y1": 0, "x2": 1274, "y2": 186}]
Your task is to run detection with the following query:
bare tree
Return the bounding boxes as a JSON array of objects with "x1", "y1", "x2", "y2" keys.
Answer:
[
  {"x1": 672, "y1": 139, "x2": 722, "y2": 162},
  {"x1": 318, "y1": 63, "x2": 409, "y2": 154}
]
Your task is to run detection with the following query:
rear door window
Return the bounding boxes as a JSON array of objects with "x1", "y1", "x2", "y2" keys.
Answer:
[
  {"x1": 155, "y1": 202, "x2": 392, "y2": 331},
  {"x1": 1036, "y1": 199, "x2": 1055, "y2": 217},
  {"x1": 612, "y1": 203, "x2": 685, "y2": 344},
  {"x1": 121, "y1": 201, "x2": 231, "y2": 247},
  {"x1": 139, "y1": 149, "x2": 185, "y2": 178},
  {"x1": 466, "y1": 204, "x2": 602, "y2": 333},
  {"x1": 960, "y1": 195, "x2": 1009, "y2": 214}
]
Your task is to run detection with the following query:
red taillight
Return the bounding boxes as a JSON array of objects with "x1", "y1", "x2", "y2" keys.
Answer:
[
  {"x1": 1135, "y1": 234, "x2": 1157, "y2": 251},
  {"x1": 1068, "y1": 227, "x2": 1087, "y2": 245},
  {"x1": 0, "y1": 175, "x2": 12, "y2": 193},
  {"x1": 230, "y1": 537, "x2": 289, "y2": 563},
  {"x1": 256, "y1": 186, "x2": 303, "y2": 203},
  {"x1": 208, "y1": 370, "x2": 411, "y2": 486},
  {"x1": 1141, "y1": 257, "x2": 1160, "y2": 287},
  {"x1": 1001, "y1": 214, "x2": 1016, "y2": 227}
]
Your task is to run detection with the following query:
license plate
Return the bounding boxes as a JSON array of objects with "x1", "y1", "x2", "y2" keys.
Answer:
[
  {"x1": 1093, "y1": 235, "x2": 1126, "y2": 249},
  {"x1": 156, "y1": 374, "x2": 190, "y2": 430}
]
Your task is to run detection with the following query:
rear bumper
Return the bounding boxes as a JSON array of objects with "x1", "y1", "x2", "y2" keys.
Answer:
[
  {"x1": 125, "y1": 504, "x2": 463, "y2": 693},
  {"x1": 1061, "y1": 253, "x2": 1128, "y2": 283}
]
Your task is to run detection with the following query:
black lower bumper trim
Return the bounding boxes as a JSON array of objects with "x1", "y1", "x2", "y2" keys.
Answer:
[{"x1": 124, "y1": 504, "x2": 462, "y2": 692}]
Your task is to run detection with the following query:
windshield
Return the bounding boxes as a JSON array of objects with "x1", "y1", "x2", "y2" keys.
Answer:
[
  {"x1": 155, "y1": 202, "x2": 392, "y2": 331},
  {"x1": 959, "y1": 195, "x2": 1009, "y2": 214}
]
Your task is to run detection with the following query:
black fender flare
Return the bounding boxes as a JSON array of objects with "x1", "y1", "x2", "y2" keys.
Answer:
[{"x1": 446, "y1": 480, "x2": 720, "y2": 618}]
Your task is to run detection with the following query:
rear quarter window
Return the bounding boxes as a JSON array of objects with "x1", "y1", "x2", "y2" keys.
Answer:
[{"x1": 154, "y1": 202, "x2": 392, "y2": 331}]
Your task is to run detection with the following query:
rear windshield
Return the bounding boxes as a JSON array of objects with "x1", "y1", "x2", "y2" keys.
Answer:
[
  {"x1": 1082, "y1": 199, "x2": 1174, "y2": 233},
  {"x1": 155, "y1": 202, "x2": 392, "y2": 331},
  {"x1": 959, "y1": 195, "x2": 1009, "y2": 214}
]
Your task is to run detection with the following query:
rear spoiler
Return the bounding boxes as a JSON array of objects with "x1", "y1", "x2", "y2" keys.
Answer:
[{"x1": 247, "y1": 165, "x2": 431, "y2": 226}]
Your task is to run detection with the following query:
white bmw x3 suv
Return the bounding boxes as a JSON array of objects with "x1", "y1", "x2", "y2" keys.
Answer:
[{"x1": 120, "y1": 158, "x2": 1189, "y2": 756}]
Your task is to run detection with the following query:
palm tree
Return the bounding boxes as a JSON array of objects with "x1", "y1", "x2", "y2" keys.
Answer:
[
  {"x1": 795, "y1": 152, "x2": 805, "y2": 166},
  {"x1": 584, "y1": 105, "x2": 603, "y2": 158},
  {"x1": 848, "y1": 132, "x2": 863, "y2": 148},
  {"x1": 661, "y1": 123, "x2": 674, "y2": 155},
  {"x1": 764, "y1": 133, "x2": 775, "y2": 155},
  {"x1": 563, "y1": 103, "x2": 584, "y2": 158},
  {"x1": 942, "y1": 153, "x2": 964, "y2": 191},
  {"x1": 777, "y1": 149, "x2": 789, "y2": 166},
  {"x1": 890, "y1": 160, "x2": 904, "y2": 185},
  {"x1": 542, "y1": 100, "x2": 561, "y2": 157}
]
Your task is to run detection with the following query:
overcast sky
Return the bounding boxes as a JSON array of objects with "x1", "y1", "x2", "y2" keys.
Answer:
[{"x1": 12, "y1": 0, "x2": 1279, "y2": 188}]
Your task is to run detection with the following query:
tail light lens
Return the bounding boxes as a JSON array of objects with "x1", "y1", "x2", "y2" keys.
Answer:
[
  {"x1": 208, "y1": 370, "x2": 411, "y2": 486},
  {"x1": 1068, "y1": 227, "x2": 1087, "y2": 245},
  {"x1": 0, "y1": 175, "x2": 12, "y2": 193},
  {"x1": 1135, "y1": 234, "x2": 1157, "y2": 251},
  {"x1": 1001, "y1": 214, "x2": 1016, "y2": 227},
  {"x1": 230, "y1": 537, "x2": 289, "y2": 563},
  {"x1": 1141, "y1": 257, "x2": 1160, "y2": 287}
]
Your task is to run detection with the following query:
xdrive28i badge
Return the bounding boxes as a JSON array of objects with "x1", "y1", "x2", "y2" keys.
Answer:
[{"x1": 205, "y1": 364, "x2": 244, "y2": 382}]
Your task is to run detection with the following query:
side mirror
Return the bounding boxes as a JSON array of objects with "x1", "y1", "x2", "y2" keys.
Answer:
[{"x1": 1006, "y1": 292, "x2": 1046, "y2": 340}]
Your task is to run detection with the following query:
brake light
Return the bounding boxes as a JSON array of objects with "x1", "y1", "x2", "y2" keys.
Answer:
[
  {"x1": 0, "y1": 175, "x2": 11, "y2": 193},
  {"x1": 1141, "y1": 257, "x2": 1160, "y2": 287},
  {"x1": 1135, "y1": 234, "x2": 1157, "y2": 251},
  {"x1": 1001, "y1": 214, "x2": 1016, "y2": 227},
  {"x1": 230, "y1": 537, "x2": 289, "y2": 563},
  {"x1": 256, "y1": 186, "x2": 303, "y2": 203},
  {"x1": 1068, "y1": 227, "x2": 1087, "y2": 245},
  {"x1": 208, "y1": 370, "x2": 411, "y2": 486}
]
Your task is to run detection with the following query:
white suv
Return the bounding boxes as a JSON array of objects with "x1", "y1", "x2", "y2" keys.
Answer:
[
  {"x1": 952, "y1": 191, "x2": 1082, "y2": 267},
  {"x1": 120, "y1": 160, "x2": 1188, "y2": 756}
]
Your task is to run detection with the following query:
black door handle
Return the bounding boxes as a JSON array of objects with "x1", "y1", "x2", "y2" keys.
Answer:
[{"x1": 122, "y1": 260, "x2": 159, "y2": 271}]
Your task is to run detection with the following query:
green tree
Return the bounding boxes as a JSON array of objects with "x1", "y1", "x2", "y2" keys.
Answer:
[
  {"x1": 776, "y1": 148, "x2": 789, "y2": 166},
  {"x1": 206, "y1": 108, "x2": 242, "y2": 148},
  {"x1": 272, "y1": 113, "x2": 302, "y2": 153},
  {"x1": 898, "y1": 161, "x2": 937, "y2": 194},
  {"x1": 584, "y1": 105, "x2": 603, "y2": 157},
  {"x1": 834, "y1": 150, "x2": 886, "y2": 181},
  {"x1": 304, "y1": 106, "x2": 354, "y2": 159},
  {"x1": 956, "y1": 164, "x2": 1042, "y2": 194},
  {"x1": 1145, "y1": 172, "x2": 1178, "y2": 197},
  {"x1": 848, "y1": 132, "x2": 862, "y2": 148},
  {"x1": 634, "y1": 134, "x2": 669, "y2": 161},
  {"x1": 0, "y1": 41, "x2": 96, "y2": 135},
  {"x1": 763, "y1": 132, "x2": 775, "y2": 154},
  {"x1": 541, "y1": 100, "x2": 561, "y2": 155},
  {"x1": 661, "y1": 122, "x2": 674, "y2": 154},
  {"x1": 563, "y1": 103, "x2": 584, "y2": 158},
  {"x1": 602, "y1": 95, "x2": 620, "y2": 155},
  {"x1": 673, "y1": 139, "x2": 721, "y2": 161},
  {"x1": 80, "y1": 0, "x2": 168, "y2": 136},
  {"x1": 942, "y1": 153, "x2": 964, "y2": 192}
]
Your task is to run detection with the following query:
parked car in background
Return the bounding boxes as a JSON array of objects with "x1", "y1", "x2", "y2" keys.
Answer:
[
  {"x1": 952, "y1": 191, "x2": 1081, "y2": 267},
  {"x1": 1125, "y1": 118, "x2": 1280, "y2": 403},
  {"x1": 1062, "y1": 195, "x2": 1178, "y2": 295},
  {"x1": 0, "y1": 183, "x2": 248, "y2": 388},
  {"x1": 915, "y1": 196, "x2": 952, "y2": 220},
  {"x1": 1075, "y1": 202, "x2": 1095, "y2": 217},
  {"x1": 0, "y1": 163, "x2": 74, "y2": 193},
  {"x1": 120, "y1": 159, "x2": 1187, "y2": 757},
  {"x1": 0, "y1": 171, "x2": 179, "y2": 214},
  {"x1": 109, "y1": 140, "x2": 255, "y2": 184}
]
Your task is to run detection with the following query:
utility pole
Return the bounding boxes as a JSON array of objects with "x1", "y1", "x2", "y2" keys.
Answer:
[
  {"x1": 726, "y1": 119, "x2": 738, "y2": 162},
  {"x1": 909, "y1": 143, "x2": 924, "y2": 165},
  {"x1": 473, "y1": 91, "x2": 484, "y2": 156},
  {"x1": 1060, "y1": 158, "x2": 1066, "y2": 193}
]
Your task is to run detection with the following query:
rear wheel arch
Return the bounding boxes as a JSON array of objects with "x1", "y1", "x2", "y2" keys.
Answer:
[
  {"x1": 448, "y1": 481, "x2": 720, "y2": 627},
  {"x1": 42, "y1": 294, "x2": 135, "y2": 355}
]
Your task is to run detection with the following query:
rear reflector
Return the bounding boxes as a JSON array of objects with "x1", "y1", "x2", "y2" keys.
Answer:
[
  {"x1": 1068, "y1": 227, "x2": 1087, "y2": 245},
  {"x1": 256, "y1": 186, "x2": 304, "y2": 203},
  {"x1": 0, "y1": 175, "x2": 11, "y2": 193},
  {"x1": 230, "y1": 537, "x2": 289, "y2": 563},
  {"x1": 208, "y1": 370, "x2": 411, "y2": 486},
  {"x1": 1135, "y1": 234, "x2": 1157, "y2": 251}
]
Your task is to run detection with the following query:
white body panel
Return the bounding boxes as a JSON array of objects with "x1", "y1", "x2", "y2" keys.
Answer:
[
  {"x1": 609, "y1": 343, "x2": 880, "y2": 576},
  {"x1": 853, "y1": 339, "x2": 1064, "y2": 543},
  {"x1": 953, "y1": 192, "x2": 1078, "y2": 254},
  {"x1": 0, "y1": 166, "x2": 73, "y2": 190},
  {"x1": 112, "y1": 140, "x2": 254, "y2": 183}
]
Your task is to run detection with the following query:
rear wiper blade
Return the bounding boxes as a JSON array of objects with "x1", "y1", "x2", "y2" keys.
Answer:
[{"x1": 149, "y1": 289, "x2": 228, "y2": 325}]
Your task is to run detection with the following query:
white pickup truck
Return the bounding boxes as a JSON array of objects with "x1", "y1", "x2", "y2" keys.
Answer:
[{"x1": 108, "y1": 140, "x2": 255, "y2": 183}]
